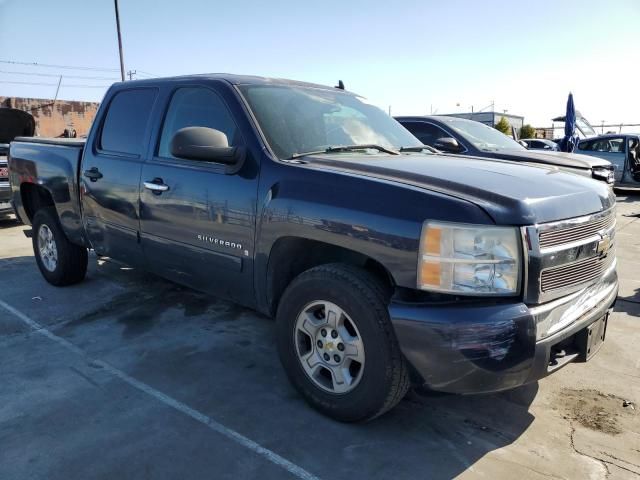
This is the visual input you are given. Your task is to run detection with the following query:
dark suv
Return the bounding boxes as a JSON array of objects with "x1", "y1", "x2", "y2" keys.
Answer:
[{"x1": 397, "y1": 115, "x2": 614, "y2": 185}]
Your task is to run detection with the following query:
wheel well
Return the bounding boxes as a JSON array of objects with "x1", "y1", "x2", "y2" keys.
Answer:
[
  {"x1": 21, "y1": 183, "x2": 54, "y2": 222},
  {"x1": 266, "y1": 237, "x2": 395, "y2": 315}
]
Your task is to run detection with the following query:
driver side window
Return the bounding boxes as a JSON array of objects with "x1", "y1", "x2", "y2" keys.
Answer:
[{"x1": 158, "y1": 87, "x2": 241, "y2": 159}]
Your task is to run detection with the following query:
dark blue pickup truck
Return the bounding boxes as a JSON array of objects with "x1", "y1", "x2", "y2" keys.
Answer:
[{"x1": 8, "y1": 74, "x2": 618, "y2": 421}]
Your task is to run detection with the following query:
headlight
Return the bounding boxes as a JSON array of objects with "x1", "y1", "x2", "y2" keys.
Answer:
[
  {"x1": 418, "y1": 222, "x2": 521, "y2": 296},
  {"x1": 592, "y1": 167, "x2": 614, "y2": 184}
]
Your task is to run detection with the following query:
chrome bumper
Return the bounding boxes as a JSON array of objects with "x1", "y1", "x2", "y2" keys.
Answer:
[{"x1": 529, "y1": 257, "x2": 618, "y2": 340}]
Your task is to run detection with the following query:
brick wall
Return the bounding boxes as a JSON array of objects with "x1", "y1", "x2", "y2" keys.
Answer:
[{"x1": 0, "y1": 96, "x2": 99, "y2": 138}]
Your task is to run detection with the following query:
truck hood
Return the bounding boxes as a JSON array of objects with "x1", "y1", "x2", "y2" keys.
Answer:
[
  {"x1": 304, "y1": 153, "x2": 615, "y2": 225},
  {"x1": 488, "y1": 149, "x2": 611, "y2": 170}
]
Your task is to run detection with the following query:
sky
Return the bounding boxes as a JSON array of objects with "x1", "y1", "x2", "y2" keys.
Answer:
[{"x1": 1, "y1": 0, "x2": 639, "y2": 129}]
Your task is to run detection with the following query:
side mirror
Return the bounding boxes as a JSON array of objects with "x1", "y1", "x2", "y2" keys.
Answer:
[
  {"x1": 433, "y1": 137, "x2": 462, "y2": 153},
  {"x1": 543, "y1": 145, "x2": 551, "y2": 150},
  {"x1": 170, "y1": 126, "x2": 244, "y2": 166}
]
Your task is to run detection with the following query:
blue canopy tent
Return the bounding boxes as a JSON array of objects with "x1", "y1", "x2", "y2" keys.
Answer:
[{"x1": 560, "y1": 93, "x2": 579, "y2": 153}]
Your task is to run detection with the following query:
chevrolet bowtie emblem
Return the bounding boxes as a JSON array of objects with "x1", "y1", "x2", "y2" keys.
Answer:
[{"x1": 596, "y1": 234, "x2": 611, "y2": 258}]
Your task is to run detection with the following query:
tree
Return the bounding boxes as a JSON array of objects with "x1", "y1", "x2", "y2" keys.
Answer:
[
  {"x1": 495, "y1": 117, "x2": 511, "y2": 135},
  {"x1": 519, "y1": 124, "x2": 536, "y2": 139}
]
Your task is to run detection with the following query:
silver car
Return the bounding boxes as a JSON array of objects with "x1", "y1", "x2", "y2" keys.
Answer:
[{"x1": 576, "y1": 134, "x2": 640, "y2": 187}]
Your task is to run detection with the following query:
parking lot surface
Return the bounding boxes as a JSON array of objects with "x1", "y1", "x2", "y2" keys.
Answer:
[{"x1": 1, "y1": 195, "x2": 639, "y2": 480}]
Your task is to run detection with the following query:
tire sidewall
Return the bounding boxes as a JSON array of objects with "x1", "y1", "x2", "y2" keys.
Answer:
[
  {"x1": 277, "y1": 269, "x2": 398, "y2": 421},
  {"x1": 32, "y1": 209, "x2": 65, "y2": 284}
]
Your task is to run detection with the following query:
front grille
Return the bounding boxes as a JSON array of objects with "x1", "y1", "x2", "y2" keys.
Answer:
[
  {"x1": 541, "y1": 250, "x2": 615, "y2": 292},
  {"x1": 539, "y1": 210, "x2": 615, "y2": 249}
]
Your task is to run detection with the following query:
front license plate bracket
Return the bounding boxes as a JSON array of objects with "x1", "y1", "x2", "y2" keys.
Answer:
[{"x1": 576, "y1": 314, "x2": 608, "y2": 361}]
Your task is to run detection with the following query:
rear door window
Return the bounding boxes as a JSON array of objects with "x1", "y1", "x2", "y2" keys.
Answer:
[{"x1": 100, "y1": 89, "x2": 157, "y2": 156}]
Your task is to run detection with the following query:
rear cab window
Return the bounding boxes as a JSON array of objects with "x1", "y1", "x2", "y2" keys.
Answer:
[{"x1": 99, "y1": 89, "x2": 157, "y2": 156}]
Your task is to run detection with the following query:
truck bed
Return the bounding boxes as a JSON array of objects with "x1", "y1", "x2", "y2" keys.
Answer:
[
  {"x1": 13, "y1": 137, "x2": 86, "y2": 147},
  {"x1": 9, "y1": 137, "x2": 88, "y2": 246}
]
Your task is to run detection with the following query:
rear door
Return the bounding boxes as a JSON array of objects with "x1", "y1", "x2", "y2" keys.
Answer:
[
  {"x1": 139, "y1": 84, "x2": 258, "y2": 305},
  {"x1": 81, "y1": 87, "x2": 158, "y2": 266}
]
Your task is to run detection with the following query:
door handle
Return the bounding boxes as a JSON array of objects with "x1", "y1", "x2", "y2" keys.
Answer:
[
  {"x1": 143, "y1": 178, "x2": 169, "y2": 193},
  {"x1": 83, "y1": 167, "x2": 103, "y2": 182}
]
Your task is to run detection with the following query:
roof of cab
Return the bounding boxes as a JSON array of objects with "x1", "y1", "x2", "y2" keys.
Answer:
[{"x1": 110, "y1": 73, "x2": 349, "y2": 92}]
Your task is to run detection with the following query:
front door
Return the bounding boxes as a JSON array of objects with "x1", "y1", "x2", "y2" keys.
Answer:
[
  {"x1": 139, "y1": 85, "x2": 258, "y2": 305},
  {"x1": 626, "y1": 136, "x2": 640, "y2": 184},
  {"x1": 577, "y1": 137, "x2": 626, "y2": 183},
  {"x1": 81, "y1": 87, "x2": 158, "y2": 266}
]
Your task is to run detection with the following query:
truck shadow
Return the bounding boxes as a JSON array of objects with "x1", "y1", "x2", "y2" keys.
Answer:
[
  {"x1": 353, "y1": 383, "x2": 538, "y2": 478},
  {"x1": 0, "y1": 215, "x2": 21, "y2": 229},
  {"x1": 615, "y1": 287, "x2": 640, "y2": 315},
  {"x1": 79, "y1": 258, "x2": 539, "y2": 478},
  {"x1": 0, "y1": 253, "x2": 538, "y2": 479}
]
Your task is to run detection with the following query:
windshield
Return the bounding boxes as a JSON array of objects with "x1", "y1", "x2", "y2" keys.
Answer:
[
  {"x1": 238, "y1": 85, "x2": 421, "y2": 159},
  {"x1": 576, "y1": 116, "x2": 597, "y2": 137},
  {"x1": 443, "y1": 118, "x2": 526, "y2": 152}
]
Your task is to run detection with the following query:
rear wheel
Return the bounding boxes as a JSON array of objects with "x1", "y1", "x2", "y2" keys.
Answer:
[
  {"x1": 276, "y1": 264, "x2": 409, "y2": 422},
  {"x1": 32, "y1": 207, "x2": 88, "y2": 286}
]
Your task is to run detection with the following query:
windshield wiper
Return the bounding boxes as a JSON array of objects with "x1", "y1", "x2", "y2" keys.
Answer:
[
  {"x1": 399, "y1": 145, "x2": 439, "y2": 154},
  {"x1": 289, "y1": 144, "x2": 400, "y2": 159}
]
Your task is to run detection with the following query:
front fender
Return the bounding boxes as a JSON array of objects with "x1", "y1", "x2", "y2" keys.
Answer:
[{"x1": 254, "y1": 160, "x2": 494, "y2": 308}]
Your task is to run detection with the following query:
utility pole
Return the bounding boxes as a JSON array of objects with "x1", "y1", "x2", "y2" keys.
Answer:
[
  {"x1": 114, "y1": 0, "x2": 125, "y2": 82},
  {"x1": 127, "y1": 70, "x2": 136, "y2": 81},
  {"x1": 52, "y1": 76, "x2": 62, "y2": 106}
]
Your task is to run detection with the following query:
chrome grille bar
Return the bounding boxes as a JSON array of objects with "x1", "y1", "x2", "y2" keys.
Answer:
[
  {"x1": 541, "y1": 252, "x2": 615, "y2": 292},
  {"x1": 539, "y1": 212, "x2": 615, "y2": 249}
]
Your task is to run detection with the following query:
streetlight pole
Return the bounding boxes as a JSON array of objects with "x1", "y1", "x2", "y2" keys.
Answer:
[{"x1": 114, "y1": 0, "x2": 125, "y2": 82}]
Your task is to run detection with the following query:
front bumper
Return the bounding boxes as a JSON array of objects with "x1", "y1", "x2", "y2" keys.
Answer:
[{"x1": 390, "y1": 267, "x2": 618, "y2": 394}]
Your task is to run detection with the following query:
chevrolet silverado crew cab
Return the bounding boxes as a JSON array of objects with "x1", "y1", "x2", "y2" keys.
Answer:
[{"x1": 8, "y1": 75, "x2": 617, "y2": 422}]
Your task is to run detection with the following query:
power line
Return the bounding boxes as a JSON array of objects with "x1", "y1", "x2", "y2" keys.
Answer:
[
  {"x1": 0, "y1": 80, "x2": 108, "y2": 89},
  {"x1": 135, "y1": 70, "x2": 158, "y2": 77},
  {"x1": 0, "y1": 69, "x2": 118, "y2": 81},
  {"x1": 0, "y1": 59, "x2": 120, "y2": 72}
]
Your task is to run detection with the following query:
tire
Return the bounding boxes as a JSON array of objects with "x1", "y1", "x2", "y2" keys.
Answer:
[
  {"x1": 276, "y1": 263, "x2": 410, "y2": 422},
  {"x1": 32, "y1": 207, "x2": 88, "y2": 286}
]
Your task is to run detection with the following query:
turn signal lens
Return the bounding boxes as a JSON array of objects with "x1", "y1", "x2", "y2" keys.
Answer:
[{"x1": 420, "y1": 261, "x2": 441, "y2": 286}]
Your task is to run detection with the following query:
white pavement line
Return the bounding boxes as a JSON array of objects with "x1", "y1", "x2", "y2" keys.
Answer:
[{"x1": 0, "y1": 299, "x2": 321, "y2": 480}]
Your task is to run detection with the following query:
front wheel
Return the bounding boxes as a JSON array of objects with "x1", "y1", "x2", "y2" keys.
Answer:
[
  {"x1": 32, "y1": 207, "x2": 88, "y2": 286},
  {"x1": 276, "y1": 264, "x2": 409, "y2": 422}
]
